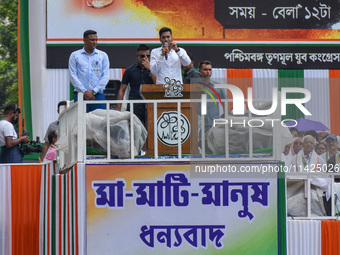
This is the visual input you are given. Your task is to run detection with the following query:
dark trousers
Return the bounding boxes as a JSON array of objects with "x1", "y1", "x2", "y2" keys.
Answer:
[
  {"x1": 0, "y1": 145, "x2": 23, "y2": 163},
  {"x1": 127, "y1": 103, "x2": 146, "y2": 127}
]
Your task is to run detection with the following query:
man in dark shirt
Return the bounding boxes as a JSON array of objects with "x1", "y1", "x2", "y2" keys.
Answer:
[
  {"x1": 181, "y1": 52, "x2": 202, "y2": 84},
  {"x1": 117, "y1": 44, "x2": 155, "y2": 126}
]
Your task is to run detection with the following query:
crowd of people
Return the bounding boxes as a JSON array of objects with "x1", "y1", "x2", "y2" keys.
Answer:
[
  {"x1": 282, "y1": 127, "x2": 339, "y2": 170},
  {"x1": 283, "y1": 127, "x2": 339, "y2": 216}
]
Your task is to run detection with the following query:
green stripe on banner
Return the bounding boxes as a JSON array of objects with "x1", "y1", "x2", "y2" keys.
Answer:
[
  {"x1": 51, "y1": 175, "x2": 56, "y2": 255},
  {"x1": 278, "y1": 162, "x2": 287, "y2": 255},
  {"x1": 70, "y1": 83, "x2": 75, "y2": 101},
  {"x1": 19, "y1": 0, "x2": 32, "y2": 136},
  {"x1": 278, "y1": 70, "x2": 304, "y2": 121}
]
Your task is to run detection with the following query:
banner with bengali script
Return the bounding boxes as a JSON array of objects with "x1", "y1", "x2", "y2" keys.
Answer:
[
  {"x1": 46, "y1": 0, "x2": 340, "y2": 68},
  {"x1": 86, "y1": 163, "x2": 279, "y2": 254},
  {"x1": 47, "y1": 0, "x2": 340, "y2": 41}
]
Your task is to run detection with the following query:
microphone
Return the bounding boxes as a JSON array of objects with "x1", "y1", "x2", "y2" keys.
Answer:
[{"x1": 164, "y1": 42, "x2": 168, "y2": 60}]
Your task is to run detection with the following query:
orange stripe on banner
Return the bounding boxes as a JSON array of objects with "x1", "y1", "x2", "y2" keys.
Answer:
[
  {"x1": 328, "y1": 70, "x2": 340, "y2": 135},
  {"x1": 59, "y1": 175, "x2": 62, "y2": 255},
  {"x1": 226, "y1": 69, "x2": 253, "y2": 112},
  {"x1": 74, "y1": 164, "x2": 79, "y2": 255},
  {"x1": 11, "y1": 165, "x2": 42, "y2": 255},
  {"x1": 321, "y1": 220, "x2": 340, "y2": 255}
]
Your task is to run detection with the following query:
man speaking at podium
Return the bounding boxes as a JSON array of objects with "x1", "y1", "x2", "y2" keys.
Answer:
[{"x1": 150, "y1": 27, "x2": 191, "y2": 84}]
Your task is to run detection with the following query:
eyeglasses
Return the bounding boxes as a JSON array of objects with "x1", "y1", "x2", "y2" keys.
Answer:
[
  {"x1": 294, "y1": 142, "x2": 302, "y2": 145},
  {"x1": 139, "y1": 54, "x2": 150, "y2": 58}
]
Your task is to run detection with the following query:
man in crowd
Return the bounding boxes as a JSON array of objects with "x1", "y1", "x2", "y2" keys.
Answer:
[
  {"x1": 317, "y1": 131, "x2": 329, "y2": 143},
  {"x1": 288, "y1": 135, "x2": 330, "y2": 216},
  {"x1": 290, "y1": 135, "x2": 326, "y2": 171},
  {"x1": 289, "y1": 127, "x2": 299, "y2": 137},
  {"x1": 40, "y1": 101, "x2": 67, "y2": 161},
  {"x1": 305, "y1": 130, "x2": 318, "y2": 142},
  {"x1": 150, "y1": 27, "x2": 191, "y2": 84},
  {"x1": 181, "y1": 52, "x2": 202, "y2": 84},
  {"x1": 117, "y1": 44, "x2": 155, "y2": 126},
  {"x1": 69, "y1": 30, "x2": 110, "y2": 112},
  {"x1": 290, "y1": 137, "x2": 302, "y2": 156},
  {"x1": 322, "y1": 134, "x2": 340, "y2": 164},
  {"x1": 198, "y1": 60, "x2": 227, "y2": 133},
  {"x1": 282, "y1": 137, "x2": 302, "y2": 167},
  {"x1": 0, "y1": 104, "x2": 30, "y2": 163}
]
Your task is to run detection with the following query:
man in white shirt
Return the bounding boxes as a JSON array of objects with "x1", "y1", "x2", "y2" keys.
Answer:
[
  {"x1": 0, "y1": 104, "x2": 29, "y2": 163},
  {"x1": 288, "y1": 135, "x2": 330, "y2": 216},
  {"x1": 290, "y1": 135, "x2": 326, "y2": 172},
  {"x1": 150, "y1": 27, "x2": 191, "y2": 84}
]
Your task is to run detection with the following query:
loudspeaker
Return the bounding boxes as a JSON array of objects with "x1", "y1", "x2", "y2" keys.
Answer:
[{"x1": 104, "y1": 80, "x2": 121, "y2": 109}]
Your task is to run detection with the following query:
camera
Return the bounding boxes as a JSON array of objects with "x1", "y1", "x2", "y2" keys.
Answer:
[{"x1": 20, "y1": 132, "x2": 43, "y2": 155}]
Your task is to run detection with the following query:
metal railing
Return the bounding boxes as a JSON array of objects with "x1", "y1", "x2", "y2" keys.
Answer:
[
  {"x1": 57, "y1": 94, "x2": 283, "y2": 168},
  {"x1": 56, "y1": 93, "x2": 340, "y2": 220},
  {"x1": 286, "y1": 173, "x2": 338, "y2": 219}
]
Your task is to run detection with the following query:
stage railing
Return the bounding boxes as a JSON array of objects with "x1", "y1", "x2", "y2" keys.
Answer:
[
  {"x1": 286, "y1": 173, "x2": 339, "y2": 219},
  {"x1": 57, "y1": 93, "x2": 283, "y2": 168},
  {"x1": 57, "y1": 94, "x2": 340, "y2": 220}
]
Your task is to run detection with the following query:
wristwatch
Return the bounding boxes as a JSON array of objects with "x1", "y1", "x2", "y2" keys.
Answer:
[
  {"x1": 92, "y1": 90, "x2": 96, "y2": 96},
  {"x1": 175, "y1": 48, "x2": 180, "y2": 53}
]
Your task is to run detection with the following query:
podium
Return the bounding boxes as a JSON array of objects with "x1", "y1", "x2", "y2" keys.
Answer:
[{"x1": 141, "y1": 84, "x2": 202, "y2": 155}]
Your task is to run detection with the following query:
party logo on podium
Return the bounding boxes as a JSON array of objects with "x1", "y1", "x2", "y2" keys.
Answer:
[
  {"x1": 157, "y1": 111, "x2": 190, "y2": 146},
  {"x1": 163, "y1": 77, "x2": 183, "y2": 98}
]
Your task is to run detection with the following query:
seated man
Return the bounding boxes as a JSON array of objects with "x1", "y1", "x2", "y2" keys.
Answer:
[
  {"x1": 290, "y1": 135, "x2": 326, "y2": 171},
  {"x1": 288, "y1": 135, "x2": 330, "y2": 217},
  {"x1": 289, "y1": 127, "x2": 299, "y2": 137},
  {"x1": 287, "y1": 137, "x2": 302, "y2": 163},
  {"x1": 325, "y1": 134, "x2": 340, "y2": 183},
  {"x1": 322, "y1": 134, "x2": 340, "y2": 163}
]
